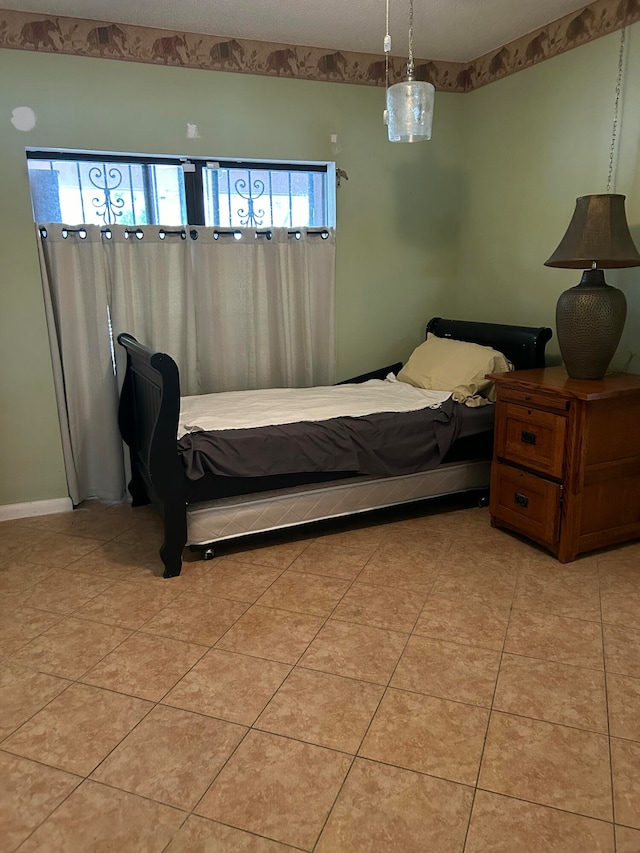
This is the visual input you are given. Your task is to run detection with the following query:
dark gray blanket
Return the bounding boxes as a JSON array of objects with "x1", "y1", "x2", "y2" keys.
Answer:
[{"x1": 177, "y1": 398, "x2": 494, "y2": 481}]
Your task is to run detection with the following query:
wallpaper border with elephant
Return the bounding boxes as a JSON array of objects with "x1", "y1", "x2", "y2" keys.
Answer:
[{"x1": 0, "y1": 1, "x2": 639, "y2": 94}]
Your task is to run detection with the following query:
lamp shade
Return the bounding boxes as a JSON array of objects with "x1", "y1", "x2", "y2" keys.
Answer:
[
  {"x1": 386, "y1": 79, "x2": 435, "y2": 142},
  {"x1": 545, "y1": 194, "x2": 640, "y2": 269}
]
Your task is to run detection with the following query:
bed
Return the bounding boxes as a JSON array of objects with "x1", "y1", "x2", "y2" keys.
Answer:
[{"x1": 117, "y1": 317, "x2": 552, "y2": 577}]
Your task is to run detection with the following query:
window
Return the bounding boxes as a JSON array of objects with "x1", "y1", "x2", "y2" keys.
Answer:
[{"x1": 26, "y1": 151, "x2": 335, "y2": 228}]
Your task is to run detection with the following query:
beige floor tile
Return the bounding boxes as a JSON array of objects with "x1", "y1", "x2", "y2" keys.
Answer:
[
  {"x1": 447, "y1": 529, "x2": 526, "y2": 563},
  {"x1": 465, "y1": 790, "x2": 615, "y2": 853},
  {"x1": 255, "y1": 667, "x2": 383, "y2": 753},
  {"x1": 607, "y1": 674, "x2": 640, "y2": 741},
  {"x1": 288, "y1": 540, "x2": 371, "y2": 580},
  {"x1": 0, "y1": 662, "x2": 70, "y2": 741},
  {"x1": 188, "y1": 560, "x2": 283, "y2": 603},
  {"x1": 505, "y1": 610, "x2": 604, "y2": 669},
  {"x1": 17, "y1": 779, "x2": 185, "y2": 852},
  {"x1": 31, "y1": 505, "x2": 135, "y2": 541},
  {"x1": 611, "y1": 737, "x2": 640, "y2": 829},
  {"x1": 141, "y1": 592, "x2": 247, "y2": 646},
  {"x1": 604, "y1": 623, "x2": 640, "y2": 679},
  {"x1": 493, "y1": 654, "x2": 608, "y2": 732},
  {"x1": 355, "y1": 542, "x2": 440, "y2": 594},
  {"x1": 0, "y1": 751, "x2": 80, "y2": 851},
  {"x1": 215, "y1": 605, "x2": 323, "y2": 664},
  {"x1": 81, "y1": 632, "x2": 206, "y2": 701},
  {"x1": 479, "y1": 712, "x2": 613, "y2": 820},
  {"x1": 413, "y1": 592, "x2": 511, "y2": 651},
  {"x1": 384, "y1": 518, "x2": 455, "y2": 549},
  {"x1": 10, "y1": 616, "x2": 131, "y2": 680},
  {"x1": 20, "y1": 570, "x2": 113, "y2": 615},
  {"x1": 73, "y1": 580, "x2": 181, "y2": 629},
  {"x1": 0, "y1": 606, "x2": 62, "y2": 657},
  {"x1": 224, "y1": 540, "x2": 310, "y2": 570},
  {"x1": 196, "y1": 730, "x2": 351, "y2": 850},
  {"x1": 0, "y1": 560, "x2": 59, "y2": 593},
  {"x1": 163, "y1": 649, "x2": 291, "y2": 725},
  {"x1": 256, "y1": 571, "x2": 349, "y2": 616},
  {"x1": 331, "y1": 582, "x2": 427, "y2": 632},
  {"x1": 600, "y1": 581, "x2": 640, "y2": 630},
  {"x1": 92, "y1": 705, "x2": 246, "y2": 809},
  {"x1": 513, "y1": 571, "x2": 602, "y2": 622},
  {"x1": 23, "y1": 533, "x2": 104, "y2": 568},
  {"x1": 165, "y1": 816, "x2": 296, "y2": 851},
  {"x1": 390, "y1": 634, "x2": 501, "y2": 707},
  {"x1": 0, "y1": 530, "x2": 54, "y2": 566},
  {"x1": 318, "y1": 523, "x2": 391, "y2": 552},
  {"x1": 521, "y1": 552, "x2": 600, "y2": 579},
  {"x1": 2, "y1": 682, "x2": 152, "y2": 775},
  {"x1": 616, "y1": 824, "x2": 640, "y2": 853},
  {"x1": 63, "y1": 540, "x2": 159, "y2": 580},
  {"x1": 316, "y1": 757, "x2": 473, "y2": 853},
  {"x1": 299, "y1": 620, "x2": 407, "y2": 684},
  {"x1": 360, "y1": 688, "x2": 489, "y2": 785},
  {"x1": 430, "y1": 564, "x2": 517, "y2": 607},
  {"x1": 5, "y1": 502, "x2": 640, "y2": 852},
  {"x1": 599, "y1": 541, "x2": 640, "y2": 579}
]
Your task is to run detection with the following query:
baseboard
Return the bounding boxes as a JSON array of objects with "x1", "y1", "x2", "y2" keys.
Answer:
[{"x1": 0, "y1": 497, "x2": 73, "y2": 522}]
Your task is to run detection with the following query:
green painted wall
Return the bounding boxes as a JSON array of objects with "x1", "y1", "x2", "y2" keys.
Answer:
[
  {"x1": 0, "y1": 48, "x2": 465, "y2": 505},
  {"x1": 454, "y1": 25, "x2": 640, "y2": 369},
  {"x1": 4, "y1": 26, "x2": 640, "y2": 507}
]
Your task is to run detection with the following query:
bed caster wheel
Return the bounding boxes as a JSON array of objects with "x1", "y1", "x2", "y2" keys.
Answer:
[
  {"x1": 203, "y1": 548, "x2": 215, "y2": 561},
  {"x1": 477, "y1": 493, "x2": 490, "y2": 508}
]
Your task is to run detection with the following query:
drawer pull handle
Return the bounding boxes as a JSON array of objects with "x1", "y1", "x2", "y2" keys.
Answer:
[
  {"x1": 514, "y1": 492, "x2": 529, "y2": 509},
  {"x1": 521, "y1": 430, "x2": 537, "y2": 445}
]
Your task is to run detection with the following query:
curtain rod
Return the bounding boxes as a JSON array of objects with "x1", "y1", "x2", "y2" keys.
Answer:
[{"x1": 39, "y1": 226, "x2": 331, "y2": 241}]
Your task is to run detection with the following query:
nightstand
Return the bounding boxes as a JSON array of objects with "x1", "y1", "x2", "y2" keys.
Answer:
[{"x1": 487, "y1": 366, "x2": 640, "y2": 562}]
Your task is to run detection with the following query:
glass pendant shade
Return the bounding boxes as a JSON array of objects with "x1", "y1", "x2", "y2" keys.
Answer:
[{"x1": 386, "y1": 79, "x2": 435, "y2": 142}]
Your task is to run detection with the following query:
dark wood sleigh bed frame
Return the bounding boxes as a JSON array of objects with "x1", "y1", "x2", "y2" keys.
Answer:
[{"x1": 117, "y1": 318, "x2": 552, "y2": 577}]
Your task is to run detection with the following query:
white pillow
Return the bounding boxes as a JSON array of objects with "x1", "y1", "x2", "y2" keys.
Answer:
[{"x1": 397, "y1": 334, "x2": 512, "y2": 405}]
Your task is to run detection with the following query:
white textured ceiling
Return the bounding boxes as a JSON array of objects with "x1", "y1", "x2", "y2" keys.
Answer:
[{"x1": 3, "y1": 0, "x2": 591, "y2": 62}]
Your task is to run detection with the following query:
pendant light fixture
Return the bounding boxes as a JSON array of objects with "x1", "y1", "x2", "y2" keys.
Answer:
[{"x1": 384, "y1": 0, "x2": 435, "y2": 142}]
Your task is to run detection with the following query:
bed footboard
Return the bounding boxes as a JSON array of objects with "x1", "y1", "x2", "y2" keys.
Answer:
[{"x1": 117, "y1": 333, "x2": 187, "y2": 578}]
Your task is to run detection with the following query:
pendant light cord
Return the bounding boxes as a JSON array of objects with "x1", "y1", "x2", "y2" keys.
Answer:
[
  {"x1": 384, "y1": 0, "x2": 391, "y2": 91},
  {"x1": 606, "y1": 24, "x2": 626, "y2": 193},
  {"x1": 407, "y1": 0, "x2": 415, "y2": 77}
]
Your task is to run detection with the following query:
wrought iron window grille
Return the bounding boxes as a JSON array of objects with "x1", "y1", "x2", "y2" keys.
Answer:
[{"x1": 27, "y1": 151, "x2": 333, "y2": 230}]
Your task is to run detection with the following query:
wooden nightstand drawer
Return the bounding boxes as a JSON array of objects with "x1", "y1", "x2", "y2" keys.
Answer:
[
  {"x1": 497, "y1": 387, "x2": 570, "y2": 413},
  {"x1": 490, "y1": 463, "x2": 562, "y2": 547},
  {"x1": 496, "y1": 403, "x2": 567, "y2": 479}
]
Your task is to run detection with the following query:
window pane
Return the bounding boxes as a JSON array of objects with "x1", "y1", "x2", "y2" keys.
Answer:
[
  {"x1": 203, "y1": 167, "x2": 327, "y2": 228},
  {"x1": 27, "y1": 159, "x2": 186, "y2": 226}
]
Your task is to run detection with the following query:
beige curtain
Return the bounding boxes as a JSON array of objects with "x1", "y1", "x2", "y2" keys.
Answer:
[
  {"x1": 37, "y1": 226, "x2": 124, "y2": 503},
  {"x1": 36, "y1": 224, "x2": 336, "y2": 503},
  {"x1": 191, "y1": 228, "x2": 336, "y2": 391}
]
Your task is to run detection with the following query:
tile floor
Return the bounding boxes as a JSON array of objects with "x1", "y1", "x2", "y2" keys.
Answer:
[{"x1": 0, "y1": 498, "x2": 639, "y2": 851}]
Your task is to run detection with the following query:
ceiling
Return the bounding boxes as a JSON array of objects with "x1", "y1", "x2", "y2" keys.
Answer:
[{"x1": 2, "y1": 0, "x2": 592, "y2": 63}]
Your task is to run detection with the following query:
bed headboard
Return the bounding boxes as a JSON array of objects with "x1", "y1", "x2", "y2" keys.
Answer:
[{"x1": 426, "y1": 317, "x2": 552, "y2": 371}]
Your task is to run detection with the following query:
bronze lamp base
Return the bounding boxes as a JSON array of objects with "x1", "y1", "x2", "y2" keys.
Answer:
[{"x1": 556, "y1": 269, "x2": 627, "y2": 380}]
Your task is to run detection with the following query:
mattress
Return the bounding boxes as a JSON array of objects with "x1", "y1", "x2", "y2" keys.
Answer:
[{"x1": 186, "y1": 459, "x2": 492, "y2": 545}]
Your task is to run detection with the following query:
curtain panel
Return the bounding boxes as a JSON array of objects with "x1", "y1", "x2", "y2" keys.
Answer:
[{"x1": 37, "y1": 224, "x2": 336, "y2": 504}]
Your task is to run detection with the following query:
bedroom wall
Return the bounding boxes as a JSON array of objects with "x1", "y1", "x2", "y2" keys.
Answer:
[
  {"x1": 454, "y1": 25, "x2": 640, "y2": 370},
  {"x1": 0, "y1": 47, "x2": 466, "y2": 506}
]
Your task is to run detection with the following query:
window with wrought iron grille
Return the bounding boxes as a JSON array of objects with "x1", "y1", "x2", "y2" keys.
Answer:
[{"x1": 26, "y1": 151, "x2": 335, "y2": 228}]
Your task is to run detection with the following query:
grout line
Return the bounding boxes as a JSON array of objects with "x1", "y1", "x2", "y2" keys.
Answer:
[
  {"x1": 461, "y1": 559, "x2": 517, "y2": 852},
  {"x1": 599, "y1": 551, "x2": 618, "y2": 853}
]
